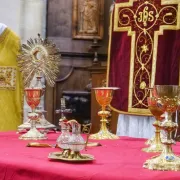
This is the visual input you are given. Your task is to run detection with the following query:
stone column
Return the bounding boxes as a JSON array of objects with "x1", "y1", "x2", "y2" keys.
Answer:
[
  {"x1": 0, "y1": 0, "x2": 21, "y2": 35},
  {"x1": 20, "y1": 0, "x2": 47, "y2": 42},
  {"x1": 19, "y1": 0, "x2": 47, "y2": 122}
]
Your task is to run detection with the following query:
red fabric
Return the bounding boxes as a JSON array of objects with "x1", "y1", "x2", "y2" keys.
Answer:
[
  {"x1": 108, "y1": 0, "x2": 180, "y2": 113},
  {"x1": 0, "y1": 132, "x2": 180, "y2": 179}
]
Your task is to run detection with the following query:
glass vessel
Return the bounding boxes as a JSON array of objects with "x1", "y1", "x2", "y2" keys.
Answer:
[
  {"x1": 69, "y1": 122, "x2": 85, "y2": 152},
  {"x1": 57, "y1": 120, "x2": 70, "y2": 150},
  {"x1": 68, "y1": 121, "x2": 85, "y2": 159}
]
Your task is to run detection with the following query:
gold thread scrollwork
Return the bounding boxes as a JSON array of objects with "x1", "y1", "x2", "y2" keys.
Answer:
[
  {"x1": 107, "y1": 0, "x2": 180, "y2": 114},
  {"x1": 0, "y1": 67, "x2": 16, "y2": 90}
]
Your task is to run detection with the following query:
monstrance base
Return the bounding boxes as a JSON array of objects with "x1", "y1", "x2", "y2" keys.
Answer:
[
  {"x1": 143, "y1": 152, "x2": 180, "y2": 171},
  {"x1": 17, "y1": 119, "x2": 57, "y2": 133},
  {"x1": 19, "y1": 127, "x2": 47, "y2": 140},
  {"x1": 142, "y1": 142, "x2": 164, "y2": 153},
  {"x1": 89, "y1": 129, "x2": 119, "y2": 140}
]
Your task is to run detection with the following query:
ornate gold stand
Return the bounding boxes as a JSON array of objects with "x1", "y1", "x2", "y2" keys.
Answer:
[
  {"x1": 142, "y1": 120, "x2": 163, "y2": 152},
  {"x1": 143, "y1": 120, "x2": 180, "y2": 171},
  {"x1": 89, "y1": 110, "x2": 119, "y2": 139},
  {"x1": 89, "y1": 87, "x2": 119, "y2": 140},
  {"x1": 143, "y1": 85, "x2": 180, "y2": 171},
  {"x1": 145, "y1": 137, "x2": 154, "y2": 145},
  {"x1": 48, "y1": 151, "x2": 94, "y2": 162}
]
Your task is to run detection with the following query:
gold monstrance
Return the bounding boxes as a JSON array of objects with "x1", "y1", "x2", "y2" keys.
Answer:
[
  {"x1": 89, "y1": 87, "x2": 119, "y2": 140},
  {"x1": 18, "y1": 34, "x2": 60, "y2": 140}
]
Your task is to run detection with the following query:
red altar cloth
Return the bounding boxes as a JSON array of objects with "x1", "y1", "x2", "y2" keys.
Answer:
[{"x1": 0, "y1": 132, "x2": 180, "y2": 180}]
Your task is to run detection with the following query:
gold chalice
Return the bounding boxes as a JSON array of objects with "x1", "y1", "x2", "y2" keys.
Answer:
[
  {"x1": 19, "y1": 88, "x2": 47, "y2": 140},
  {"x1": 142, "y1": 97, "x2": 164, "y2": 152},
  {"x1": 89, "y1": 87, "x2": 119, "y2": 140},
  {"x1": 143, "y1": 85, "x2": 180, "y2": 171}
]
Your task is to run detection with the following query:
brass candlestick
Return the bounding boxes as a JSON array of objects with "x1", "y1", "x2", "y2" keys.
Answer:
[
  {"x1": 89, "y1": 38, "x2": 101, "y2": 65},
  {"x1": 143, "y1": 85, "x2": 180, "y2": 171},
  {"x1": 89, "y1": 87, "x2": 119, "y2": 140},
  {"x1": 142, "y1": 97, "x2": 164, "y2": 152}
]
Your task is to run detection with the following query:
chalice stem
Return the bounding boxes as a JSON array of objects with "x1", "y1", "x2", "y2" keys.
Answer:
[
  {"x1": 100, "y1": 106, "x2": 108, "y2": 131},
  {"x1": 167, "y1": 112, "x2": 173, "y2": 121},
  {"x1": 155, "y1": 125, "x2": 161, "y2": 144},
  {"x1": 31, "y1": 108, "x2": 36, "y2": 129},
  {"x1": 100, "y1": 119, "x2": 108, "y2": 131},
  {"x1": 164, "y1": 144, "x2": 173, "y2": 154},
  {"x1": 31, "y1": 120, "x2": 36, "y2": 129}
]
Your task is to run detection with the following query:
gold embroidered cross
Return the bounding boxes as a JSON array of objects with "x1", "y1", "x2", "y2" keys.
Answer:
[{"x1": 113, "y1": 0, "x2": 180, "y2": 114}]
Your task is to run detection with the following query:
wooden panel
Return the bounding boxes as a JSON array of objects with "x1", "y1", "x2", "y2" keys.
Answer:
[{"x1": 45, "y1": 60, "x2": 91, "y2": 125}]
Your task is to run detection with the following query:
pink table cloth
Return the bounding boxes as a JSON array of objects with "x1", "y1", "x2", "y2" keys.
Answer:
[{"x1": 0, "y1": 132, "x2": 180, "y2": 180}]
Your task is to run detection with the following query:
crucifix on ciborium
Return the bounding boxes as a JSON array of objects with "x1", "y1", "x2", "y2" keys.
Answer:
[{"x1": 17, "y1": 34, "x2": 61, "y2": 140}]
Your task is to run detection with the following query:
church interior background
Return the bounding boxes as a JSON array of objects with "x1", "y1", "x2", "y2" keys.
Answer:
[{"x1": 0, "y1": 0, "x2": 180, "y2": 178}]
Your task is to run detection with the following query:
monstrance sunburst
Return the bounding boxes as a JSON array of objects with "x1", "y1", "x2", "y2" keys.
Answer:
[{"x1": 18, "y1": 34, "x2": 61, "y2": 87}]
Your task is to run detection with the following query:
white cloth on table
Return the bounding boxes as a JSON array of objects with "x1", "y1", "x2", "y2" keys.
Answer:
[{"x1": 116, "y1": 114, "x2": 155, "y2": 138}]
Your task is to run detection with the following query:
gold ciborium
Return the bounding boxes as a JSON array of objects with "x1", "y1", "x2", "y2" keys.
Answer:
[
  {"x1": 142, "y1": 97, "x2": 164, "y2": 152},
  {"x1": 19, "y1": 88, "x2": 47, "y2": 140},
  {"x1": 89, "y1": 87, "x2": 119, "y2": 140},
  {"x1": 143, "y1": 85, "x2": 180, "y2": 171}
]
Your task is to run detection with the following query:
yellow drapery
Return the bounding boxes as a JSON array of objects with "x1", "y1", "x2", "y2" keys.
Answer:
[{"x1": 0, "y1": 28, "x2": 23, "y2": 131}]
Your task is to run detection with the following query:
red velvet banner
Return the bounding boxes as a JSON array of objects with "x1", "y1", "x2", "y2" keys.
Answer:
[{"x1": 107, "y1": 0, "x2": 180, "y2": 115}]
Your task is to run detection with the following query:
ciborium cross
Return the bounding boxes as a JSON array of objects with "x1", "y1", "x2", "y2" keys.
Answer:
[{"x1": 114, "y1": 0, "x2": 180, "y2": 114}]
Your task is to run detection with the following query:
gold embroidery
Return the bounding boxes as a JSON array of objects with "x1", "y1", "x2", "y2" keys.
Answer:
[
  {"x1": 107, "y1": 0, "x2": 180, "y2": 115},
  {"x1": 0, "y1": 67, "x2": 16, "y2": 90}
]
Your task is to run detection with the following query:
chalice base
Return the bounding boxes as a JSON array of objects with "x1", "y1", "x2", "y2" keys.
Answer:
[
  {"x1": 142, "y1": 142, "x2": 164, "y2": 153},
  {"x1": 145, "y1": 136, "x2": 155, "y2": 145},
  {"x1": 89, "y1": 129, "x2": 119, "y2": 140},
  {"x1": 17, "y1": 110, "x2": 57, "y2": 133},
  {"x1": 19, "y1": 127, "x2": 47, "y2": 140},
  {"x1": 143, "y1": 153, "x2": 180, "y2": 171}
]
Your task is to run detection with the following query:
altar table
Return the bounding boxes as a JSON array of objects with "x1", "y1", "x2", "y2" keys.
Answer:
[{"x1": 0, "y1": 132, "x2": 180, "y2": 180}]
